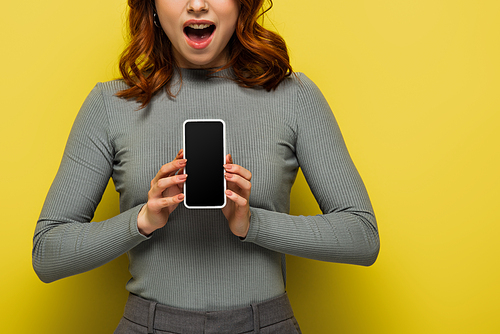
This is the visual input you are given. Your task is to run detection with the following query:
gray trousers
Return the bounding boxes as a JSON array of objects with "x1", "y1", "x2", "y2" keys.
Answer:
[{"x1": 114, "y1": 292, "x2": 302, "y2": 334}]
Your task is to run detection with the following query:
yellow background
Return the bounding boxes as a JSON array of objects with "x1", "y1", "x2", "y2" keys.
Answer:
[{"x1": 1, "y1": 0, "x2": 499, "y2": 332}]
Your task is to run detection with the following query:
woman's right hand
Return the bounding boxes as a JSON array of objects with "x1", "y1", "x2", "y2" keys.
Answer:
[{"x1": 137, "y1": 149, "x2": 187, "y2": 236}]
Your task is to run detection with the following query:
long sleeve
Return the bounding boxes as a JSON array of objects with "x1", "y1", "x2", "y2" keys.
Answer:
[
  {"x1": 244, "y1": 74, "x2": 380, "y2": 266},
  {"x1": 32, "y1": 84, "x2": 148, "y2": 283},
  {"x1": 32, "y1": 70, "x2": 378, "y2": 310}
]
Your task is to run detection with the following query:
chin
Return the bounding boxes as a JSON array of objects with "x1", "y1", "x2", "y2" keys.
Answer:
[{"x1": 176, "y1": 48, "x2": 227, "y2": 69}]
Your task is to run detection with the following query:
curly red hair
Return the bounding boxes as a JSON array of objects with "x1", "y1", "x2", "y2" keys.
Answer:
[{"x1": 116, "y1": 0, "x2": 293, "y2": 108}]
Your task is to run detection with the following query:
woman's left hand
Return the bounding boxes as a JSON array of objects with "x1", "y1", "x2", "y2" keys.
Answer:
[{"x1": 222, "y1": 154, "x2": 252, "y2": 238}]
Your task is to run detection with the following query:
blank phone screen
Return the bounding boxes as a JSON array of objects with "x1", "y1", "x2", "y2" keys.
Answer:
[{"x1": 184, "y1": 120, "x2": 225, "y2": 208}]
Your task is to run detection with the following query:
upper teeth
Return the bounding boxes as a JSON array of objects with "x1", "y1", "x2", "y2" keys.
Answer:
[{"x1": 188, "y1": 24, "x2": 211, "y2": 29}]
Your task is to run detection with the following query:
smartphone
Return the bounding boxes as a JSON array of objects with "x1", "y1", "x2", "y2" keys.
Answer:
[{"x1": 183, "y1": 119, "x2": 226, "y2": 209}]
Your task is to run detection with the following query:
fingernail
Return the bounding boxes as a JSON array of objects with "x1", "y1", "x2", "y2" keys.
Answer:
[
  {"x1": 177, "y1": 194, "x2": 184, "y2": 200},
  {"x1": 226, "y1": 190, "x2": 233, "y2": 196},
  {"x1": 178, "y1": 174, "x2": 187, "y2": 181},
  {"x1": 224, "y1": 164, "x2": 232, "y2": 170},
  {"x1": 225, "y1": 173, "x2": 233, "y2": 179},
  {"x1": 179, "y1": 159, "x2": 187, "y2": 166}
]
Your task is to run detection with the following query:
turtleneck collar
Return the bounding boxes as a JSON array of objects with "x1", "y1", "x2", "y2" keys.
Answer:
[{"x1": 175, "y1": 66, "x2": 235, "y2": 82}]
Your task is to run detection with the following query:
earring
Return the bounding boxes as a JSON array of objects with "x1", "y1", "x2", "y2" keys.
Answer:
[{"x1": 153, "y1": 12, "x2": 160, "y2": 28}]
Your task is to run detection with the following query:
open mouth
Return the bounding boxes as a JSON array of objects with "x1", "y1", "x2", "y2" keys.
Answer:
[{"x1": 184, "y1": 23, "x2": 216, "y2": 43}]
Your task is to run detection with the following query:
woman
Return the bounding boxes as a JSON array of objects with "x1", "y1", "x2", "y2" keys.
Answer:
[{"x1": 33, "y1": 0, "x2": 380, "y2": 332}]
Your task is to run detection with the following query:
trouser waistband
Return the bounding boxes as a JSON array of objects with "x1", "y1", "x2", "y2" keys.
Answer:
[{"x1": 123, "y1": 292, "x2": 294, "y2": 334}]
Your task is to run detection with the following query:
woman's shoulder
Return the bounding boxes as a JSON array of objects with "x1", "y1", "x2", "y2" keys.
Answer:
[
  {"x1": 279, "y1": 72, "x2": 320, "y2": 91},
  {"x1": 94, "y1": 79, "x2": 130, "y2": 96},
  {"x1": 277, "y1": 72, "x2": 325, "y2": 100},
  {"x1": 80, "y1": 79, "x2": 141, "y2": 114}
]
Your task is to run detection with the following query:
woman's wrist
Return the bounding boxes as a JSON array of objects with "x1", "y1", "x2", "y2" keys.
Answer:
[{"x1": 137, "y1": 206, "x2": 155, "y2": 236}]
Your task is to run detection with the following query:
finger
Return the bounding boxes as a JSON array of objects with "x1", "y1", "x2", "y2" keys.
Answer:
[
  {"x1": 175, "y1": 149, "x2": 184, "y2": 160},
  {"x1": 151, "y1": 174, "x2": 187, "y2": 198},
  {"x1": 173, "y1": 170, "x2": 186, "y2": 192},
  {"x1": 226, "y1": 154, "x2": 233, "y2": 165},
  {"x1": 225, "y1": 190, "x2": 248, "y2": 207},
  {"x1": 169, "y1": 149, "x2": 185, "y2": 177},
  {"x1": 159, "y1": 193, "x2": 185, "y2": 207},
  {"x1": 149, "y1": 193, "x2": 185, "y2": 212},
  {"x1": 175, "y1": 167, "x2": 185, "y2": 176},
  {"x1": 224, "y1": 164, "x2": 252, "y2": 181},
  {"x1": 225, "y1": 173, "x2": 251, "y2": 195},
  {"x1": 153, "y1": 149, "x2": 184, "y2": 182},
  {"x1": 152, "y1": 158, "x2": 187, "y2": 186}
]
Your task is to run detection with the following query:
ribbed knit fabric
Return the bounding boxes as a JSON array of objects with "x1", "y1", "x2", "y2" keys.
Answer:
[{"x1": 33, "y1": 69, "x2": 379, "y2": 311}]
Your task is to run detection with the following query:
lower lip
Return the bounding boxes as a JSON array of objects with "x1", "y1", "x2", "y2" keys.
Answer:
[{"x1": 184, "y1": 29, "x2": 215, "y2": 50}]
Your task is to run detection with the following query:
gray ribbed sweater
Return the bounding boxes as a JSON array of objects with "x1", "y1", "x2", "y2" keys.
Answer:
[{"x1": 33, "y1": 69, "x2": 379, "y2": 311}]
